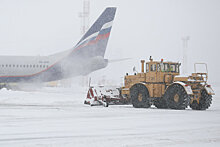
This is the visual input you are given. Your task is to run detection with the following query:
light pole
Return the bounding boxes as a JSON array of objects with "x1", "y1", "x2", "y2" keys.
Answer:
[
  {"x1": 182, "y1": 36, "x2": 190, "y2": 75},
  {"x1": 79, "y1": 0, "x2": 90, "y2": 86}
]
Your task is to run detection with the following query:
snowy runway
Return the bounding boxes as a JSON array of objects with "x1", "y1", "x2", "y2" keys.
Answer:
[{"x1": 0, "y1": 86, "x2": 220, "y2": 147}]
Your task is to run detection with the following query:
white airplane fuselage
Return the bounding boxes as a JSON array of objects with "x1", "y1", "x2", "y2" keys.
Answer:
[
  {"x1": 0, "y1": 49, "x2": 108, "y2": 83},
  {"x1": 0, "y1": 7, "x2": 116, "y2": 84}
]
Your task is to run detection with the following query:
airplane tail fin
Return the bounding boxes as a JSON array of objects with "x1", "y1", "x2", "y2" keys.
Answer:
[{"x1": 73, "y1": 7, "x2": 116, "y2": 58}]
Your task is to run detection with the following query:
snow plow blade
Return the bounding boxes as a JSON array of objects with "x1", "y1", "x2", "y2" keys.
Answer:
[{"x1": 84, "y1": 86, "x2": 129, "y2": 107}]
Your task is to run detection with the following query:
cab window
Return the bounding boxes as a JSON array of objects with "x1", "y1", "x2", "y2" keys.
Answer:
[
  {"x1": 160, "y1": 63, "x2": 164, "y2": 72},
  {"x1": 176, "y1": 64, "x2": 179, "y2": 73},
  {"x1": 146, "y1": 63, "x2": 149, "y2": 72},
  {"x1": 163, "y1": 63, "x2": 169, "y2": 72},
  {"x1": 157, "y1": 63, "x2": 161, "y2": 71},
  {"x1": 151, "y1": 64, "x2": 156, "y2": 72},
  {"x1": 170, "y1": 64, "x2": 176, "y2": 72}
]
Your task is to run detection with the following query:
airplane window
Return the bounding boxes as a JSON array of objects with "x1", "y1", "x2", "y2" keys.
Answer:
[
  {"x1": 2, "y1": 65, "x2": 4, "y2": 67},
  {"x1": 23, "y1": 65, "x2": 25, "y2": 68},
  {"x1": 43, "y1": 65, "x2": 45, "y2": 68},
  {"x1": 40, "y1": 65, "x2": 42, "y2": 68},
  {"x1": 30, "y1": 65, "x2": 32, "y2": 68},
  {"x1": 9, "y1": 65, "x2": 11, "y2": 67},
  {"x1": 36, "y1": 65, "x2": 38, "y2": 68},
  {"x1": 27, "y1": 65, "x2": 29, "y2": 68},
  {"x1": 6, "y1": 65, "x2": 8, "y2": 67},
  {"x1": 17, "y1": 65, "x2": 19, "y2": 67},
  {"x1": 33, "y1": 65, "x2": 35, "y2": 68},
  {"x1": 13, "y1": 65, "x2": 15, "y2": 67}
]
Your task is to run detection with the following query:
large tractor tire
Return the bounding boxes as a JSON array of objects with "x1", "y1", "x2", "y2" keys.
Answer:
[
  {"x1": 190, "y1": 89, "x2": 212, "y2": 110},
  {"x1": 164, "y1": 84, "x2": 189, "y2": 110},
  {"x1": 130, "y1": 83, "x2": 151, "y2": 108},
  {"x1": 154, "y1": 98, "x2": 168, "y2": 109}
]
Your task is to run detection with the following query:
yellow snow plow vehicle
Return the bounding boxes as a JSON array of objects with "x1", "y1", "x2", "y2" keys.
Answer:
[{"x1": 121, "y1": 57, "x2": 214, "y2": 110}]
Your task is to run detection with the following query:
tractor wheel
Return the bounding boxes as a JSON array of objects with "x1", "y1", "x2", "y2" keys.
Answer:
[
  {"x1": 130, "y1": 83, "x2": 151, "y2": 108},
  {"x1": 164, "y1": 84, "x2": 189, "y2": 110},
  {"x1": 154, "y1": 98, "x2": 168, "y2": 109},
  {"x1": 190, "y1": 89, "x2": 212, "y2": 110}
]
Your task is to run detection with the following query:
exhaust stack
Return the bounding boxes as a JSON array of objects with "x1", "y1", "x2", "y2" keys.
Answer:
[{"x1": 141, "y1": 60, "x2": 145, "y2": 73}]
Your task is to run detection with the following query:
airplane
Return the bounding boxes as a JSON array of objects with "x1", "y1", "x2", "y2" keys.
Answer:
[{"x1": 0, "y1": 7, "x2": 116, "y2": 86}]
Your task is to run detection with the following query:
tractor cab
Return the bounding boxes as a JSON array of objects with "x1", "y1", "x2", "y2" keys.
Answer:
[
  {"x1": 143, "y1": 57, "x2": 180, "y2": 83},
  {"x1": 145, "y1": 57, "x2": 180, "y2": 74}
]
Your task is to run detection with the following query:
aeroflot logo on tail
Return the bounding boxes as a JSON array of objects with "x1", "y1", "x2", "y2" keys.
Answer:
[
  {"x1": 74, "y1": 20, "x2": 113, "y2": 51},
  {"x1": 75, "y1": 31, "x2": 110, "y2": 51}
]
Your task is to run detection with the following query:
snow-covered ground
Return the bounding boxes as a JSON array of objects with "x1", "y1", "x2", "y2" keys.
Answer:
[{"x1": 0, "y1": 85, "x2": 220, "y2": 147}]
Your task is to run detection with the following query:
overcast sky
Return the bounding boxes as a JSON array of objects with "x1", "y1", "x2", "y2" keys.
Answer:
[{"x1": 0, "y1": 0, "x2": 219, "y2": 84}]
